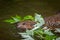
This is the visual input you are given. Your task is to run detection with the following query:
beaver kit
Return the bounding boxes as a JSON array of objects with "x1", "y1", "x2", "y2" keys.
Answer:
[
  {"x1": 16, "y1": 14, "x2": 60, "y2": 33},
  {"x1": 16, "y1": 20, "x2": 36, "y2": 32}
]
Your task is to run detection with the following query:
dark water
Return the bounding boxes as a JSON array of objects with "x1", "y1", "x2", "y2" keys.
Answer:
[{"x1": 0, "y1": 0, "x2": 60, "y2": 40}]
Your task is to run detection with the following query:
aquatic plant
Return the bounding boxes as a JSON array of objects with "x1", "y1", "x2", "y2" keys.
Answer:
[
  {"x1": 4, "y1": 15, "x2": 21, "y2": 24},
  {"x1": 4, "y1": 13, "x2": 59, "y2": 40}
]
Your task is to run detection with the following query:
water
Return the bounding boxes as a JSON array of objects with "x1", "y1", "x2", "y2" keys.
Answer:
[{"x1": 0, "y1": 0, "x2": 60, "y2": 40}]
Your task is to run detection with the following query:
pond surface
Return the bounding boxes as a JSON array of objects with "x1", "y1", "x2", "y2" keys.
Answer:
[{"x1": 0, "y1": 0, "x2": 60, "y2": 40}]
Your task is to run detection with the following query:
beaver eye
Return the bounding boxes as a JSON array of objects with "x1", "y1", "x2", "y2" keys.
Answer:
[{"x1": 22, "y1": 23, "x2": 25, "y2": 25}]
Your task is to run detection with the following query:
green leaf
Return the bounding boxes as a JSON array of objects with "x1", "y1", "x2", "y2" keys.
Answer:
[
  {"x1": 33, "y1": 29, "x2": 44, "y2": 40},
  {"x1": 44, "y1": 29, "x2": 54, "y2": 35},
  {"x1": 18, "y1": 32, "x2": 34, "y2": 40},
  {"x1": 35, "y1": 13, "x2": 44, "y2": 22},
  {"x1": 11, "y1": 15, "x2": 21, "y2": 22},
  {"x1": 26, "y1": 30, "x2": 34, "y2": 36},
  {"x1": 4, "y1": 15, "x2": 21, "y2": 24},
  {"x1": 15, "y1": 15, "x2": 21, "y2": 20},
  {"x1": 31, "y1": 13, "x2": 45, "y2": 31},
  {"x1": 23, "y1": 15, "x2": 34, "y2": 20},
  {"x1": 4, "y1": 19, "x2": 15, "y2": 24},
  {"x1": 45, "y1": 35, "x2": 56, "y2": 40},
  {"x1": 34, "y1": 28, "x2": 44, "y2": 35},
  {"x1": 35, "y1": 13, "x2": 45, "y2": 25}
]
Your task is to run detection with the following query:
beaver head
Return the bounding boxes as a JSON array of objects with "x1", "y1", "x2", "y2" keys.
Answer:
[{"x1": 15, "y1": 20, "x2": 36, "y2": 32}]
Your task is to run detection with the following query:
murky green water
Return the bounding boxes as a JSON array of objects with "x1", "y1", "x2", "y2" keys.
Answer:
[{"x1": 0, "y1": 0, "x2": 60, "y2": 40}]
